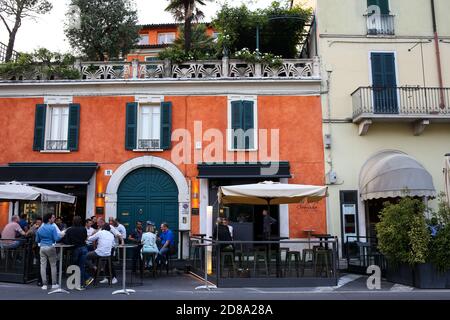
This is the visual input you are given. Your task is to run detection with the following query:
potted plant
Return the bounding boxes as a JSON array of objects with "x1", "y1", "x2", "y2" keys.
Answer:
[{"x1": 376, "y1": 195, "x2": 450, "y2": 288}]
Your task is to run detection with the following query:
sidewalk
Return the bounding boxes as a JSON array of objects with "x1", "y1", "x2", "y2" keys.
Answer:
[{"x1": 0, "y1": 273, "x2": 449, "y2": 300}]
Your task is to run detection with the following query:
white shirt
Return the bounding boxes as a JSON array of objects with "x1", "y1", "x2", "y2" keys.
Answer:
[
  {"x1": 109, "y1": 225, "x2": 122, "y2": 245},
  {"x1": 227, "y1": 225, "x2": 234, "y2": 239},
  {"x1": 116, "y1": 224, "x2": 127, "y2": 239},
  {"x1": 88, "y1": 230, "x2": 114, "y2": 257},
  {"x1": 86, "y1": 227, "x2": 95, "y2": 237}
]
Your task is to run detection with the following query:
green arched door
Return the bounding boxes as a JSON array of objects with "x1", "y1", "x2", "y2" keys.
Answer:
[{"x1": 117, "y1": 167, "x2": 179, "y2": 246}]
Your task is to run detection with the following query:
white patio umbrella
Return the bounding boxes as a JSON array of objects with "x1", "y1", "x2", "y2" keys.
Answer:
[
  {"x1": 0, "y1": 181, "x2": 76, "y2": 203},
  {"x1": 218, "y1": 181, "x2": 327, "y2": 206}
]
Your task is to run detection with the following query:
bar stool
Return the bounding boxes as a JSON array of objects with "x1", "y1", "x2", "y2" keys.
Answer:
[
  {"x1": 142, "y1": 253, "x2": 157, "y2": 278},
  {"x1": 94, "y1": 256, "x2": 114, "y2": 286},
  {"x1": 286, "y1": 251, "x2": 301, "y2": 277},
  {"x1": 220, "y1": 251, "x2": 236, "y2": 277},
  {"x1": 252, "y1": 248, "x2": 269, "y2": 276},
  {"x1": 301, "y1": 248, "x2": 315, "y2": 276},
  {"x1": 314, "y1": 249, "x2": 332, "y2": 277}
]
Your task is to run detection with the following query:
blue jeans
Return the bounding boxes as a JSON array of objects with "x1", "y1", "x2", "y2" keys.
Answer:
[
  {"x1": 72, "y1": 246, "x2": 89, "y2": 283},
  {"x1": 156, "y1": 247, "x2": 170, "y2": 264}
]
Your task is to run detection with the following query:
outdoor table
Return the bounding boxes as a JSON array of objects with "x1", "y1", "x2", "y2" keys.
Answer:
[
  {"x1": 303, "y1": 229, "x2": 315, "y2": 250},
  {"x1": 48, "y1": 244, "x2": 73, "y2": 295},
  {"x1": 194, "y1": 243, "x2": 217, "y2": 291},
  {"x1": 312, "y1": 234, "x2": 334, "y2": 249},
  {"x1": 112, "y1": 244, "x2": 137, "y2": 296}
]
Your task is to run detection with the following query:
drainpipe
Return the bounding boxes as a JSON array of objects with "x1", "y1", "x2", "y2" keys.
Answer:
[{"x1": 431, "y1": 0, "x2": 446, "y2": 109}]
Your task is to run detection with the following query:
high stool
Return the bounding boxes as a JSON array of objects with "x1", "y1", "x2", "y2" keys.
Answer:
[
  {"x1": 220, "y1": 251, "x2": 236, "y2": 277},
  {"x1": 94, "y1": 256, "x2": 113, "y2": 286},
  {"x1": 142, "y1": 253, "x2": 157, "y2": 278},
  {"x1": 279, "y1": 248, "x2": 290, "y2": 277},
  {"x1": 286, "y1": 251, "x2": 301, "y2": 277},
  {"x1": 301, "y1": 249, "x2": 315, "y2": 276},
  {"x1": 314, "y1": 249, "x2": 332, "y2": 277},
  {"x1": 253, "y1": 248, "x2": 269, "y2": 276}
]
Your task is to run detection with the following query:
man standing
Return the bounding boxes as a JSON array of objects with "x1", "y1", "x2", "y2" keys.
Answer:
[
  {"x1": 128, "y1": 221, "x2": 144, "y2": 274},
  {"x1": 36, "y1": 214, "x2": 62, "y2": 290},
  {"x1": 222, "y1": 218, "x2": 234, "y2": 240},
  {"x1": 109, "y1": 217, "x2": 127, "y2": 240},
  {"x1": 0, "y1": 215, "x2": 27, "y2": 249},
  {"x1": 65, "y1": 216, "x2": 90, "y2": 290},
  {"x1": 262, "y1": 209, "x2": 277, "y2": 240}
]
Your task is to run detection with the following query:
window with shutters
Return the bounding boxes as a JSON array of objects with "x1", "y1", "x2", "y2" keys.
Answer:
[
  {"x1": 366, "y1": 0, "x2": 394, "y2": 35},
  {"x1": 138, "y1": 104, "x2": 161, "y2": 150},
  {"x1": 228, "y1": 96, "x2": 258, "y2": 151},
  {"x1": 45, "y1": 105, "x2": 69, "y2": 151}
]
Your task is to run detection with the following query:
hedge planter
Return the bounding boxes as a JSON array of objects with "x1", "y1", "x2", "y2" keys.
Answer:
[
  {"x1": 386, "y1": 263, "x2": 414, "y2": 287},
  {"x1": 386, "y1": 262, "x2": 450, "y2": 289}
]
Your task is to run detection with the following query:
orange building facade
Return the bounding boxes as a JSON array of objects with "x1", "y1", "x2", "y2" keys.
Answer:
[
  {"x1": 0, "y1": 77, "x2": 324, "y2": 258},
  {"x1": 127, "y1": 23, "x2": 216, "y2": 62}
]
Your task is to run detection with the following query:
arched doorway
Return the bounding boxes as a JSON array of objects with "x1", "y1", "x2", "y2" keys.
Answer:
[{"x1": 117, "y1": 167, "x2": 179, "y2": 243}]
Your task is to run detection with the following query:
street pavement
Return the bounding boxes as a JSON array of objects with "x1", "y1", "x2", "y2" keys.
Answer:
[{"x1": 0, "y1": 272, "x2": 450, "y2": 300}]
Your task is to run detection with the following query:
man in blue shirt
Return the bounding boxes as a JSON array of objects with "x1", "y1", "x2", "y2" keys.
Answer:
[
  {"x1": 36, "y1": 213, "x2": 62, "y2": 290},
  {"x1": 157, "y1": 223, "x2": 174, "y2": 265}
]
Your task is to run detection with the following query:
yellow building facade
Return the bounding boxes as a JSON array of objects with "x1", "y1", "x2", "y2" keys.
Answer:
[{"x1": 298, "y1": 0, "x2": 450, "y2": 253}]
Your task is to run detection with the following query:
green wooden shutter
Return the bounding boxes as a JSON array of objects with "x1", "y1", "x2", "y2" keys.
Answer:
[
  {"x1": 243, "y1": 100, "x2": 255, "y2": 149},
  {"x1": 367, "y1": 0, "x2": 389, "y2": 14},
  {"x1": 160, "y1": 101, "x2": 172, "y2": 150},
  {"x1": 125, "y1": 102, "x2": 138, "y2": 150},
  {"x1": 231, "y1": 100, "x2": 243, "y2": 149},
  {"x1": 68, "y1": 103, "x2": 80, "y2": 151},
  {"x1": 33, "y1": 104, "x2": 47, "y2": 151}
]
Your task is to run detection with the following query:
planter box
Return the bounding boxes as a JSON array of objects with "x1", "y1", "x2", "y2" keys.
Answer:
[
  {"x1": 386, "y1": 263, "x2": 414, "y2": 287},
  {"x1": 386, "y1": 262, "x2": 450, "y2": 289}
]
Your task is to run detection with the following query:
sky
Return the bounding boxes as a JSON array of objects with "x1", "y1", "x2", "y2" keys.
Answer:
[{"x1": 0, "y1": 0, "x2": 279, "y2": 53}]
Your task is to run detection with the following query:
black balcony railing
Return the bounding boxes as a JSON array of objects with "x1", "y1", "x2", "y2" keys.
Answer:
[
  {"x1": 366, "y1": 14, "x2": 395, "y2": 36},
  {"x1": 352, "y1": 86, "x2": 450, "y2": 118},
  {"x1": 138, "y1": 139, "x2": 160, "y2": 150},
  {"x1": 46, "y1": 140, "x2": 68, "y2": 151}
]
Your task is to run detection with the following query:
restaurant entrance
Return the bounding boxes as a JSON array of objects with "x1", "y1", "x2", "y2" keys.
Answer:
[{"x1": 209, "y1": 179, "x2": 280, "y2": 242}]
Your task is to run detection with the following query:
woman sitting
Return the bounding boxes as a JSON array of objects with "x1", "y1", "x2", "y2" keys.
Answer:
[{"x1": 141, "y1": 222, "x2": 159, "y2": 269}]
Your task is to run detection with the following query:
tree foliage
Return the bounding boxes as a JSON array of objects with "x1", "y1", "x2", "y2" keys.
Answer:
[
  {"x1": 64, "y1": 0, "x2": 139, "y2": 61},
  {"x1": 0, "y1": 48, "x2": 80, "y2": 80},
  {"x1": 213, "y1": 1, "x2": 312, "y2": 58},
  {"x1": 158, "y1": 24, "x2": 215, "y2": 63},
  {"x1": 165, "y1": 0, "x2": 211, "y2": 53},
  {"x1": 376, "y1": 197, "x2": 430, "y2": 266},
  {"x1": 0, "y1": 0, "x2": 53, "y2": 62}
]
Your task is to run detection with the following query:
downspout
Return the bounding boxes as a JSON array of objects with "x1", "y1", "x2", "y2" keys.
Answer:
[{"x1": 431, "y1": 0, "x2": 446, "y2": 109}]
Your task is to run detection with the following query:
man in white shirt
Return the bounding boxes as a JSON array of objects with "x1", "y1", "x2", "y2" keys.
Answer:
[
  {"x1": 109, "y1": 217, "x2": 127, "y2": 240},
  {"x1": 85, "y1": 220, "x2": 123, "y2": 286}
]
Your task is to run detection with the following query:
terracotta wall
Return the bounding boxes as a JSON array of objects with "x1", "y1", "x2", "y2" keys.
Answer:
[
  {"x1": 0, "y1": 202, "x2": 9, "y2": 232},
  {"x1": 0, "y1": 95, "x2": 325, "y2": 237}
]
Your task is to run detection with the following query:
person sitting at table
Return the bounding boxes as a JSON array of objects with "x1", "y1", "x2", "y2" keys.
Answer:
[
  {"x1": 86, "y1": 222, "x2": 119, "y2": 285},
  {"x1": 141, "y1": 222, "x2": 159, "y2": 269},
  {"x1": 85, "y1": 219, "x2": 95, "y2": 251},
  {"x1": 65, "y1": 216, "x2": 91, "y2": 290},
  {"x1": 36, "y1": 214, "x2": 63, "y2": 290},
  {"x1": 55, "y1": 217, "x2": 67, "y2": 231},
  {"x1": 156, "y1": 223, "x2": 175, "y2": 266},
  {"x1": 1, "y1": 215, "x2": 27, "y2": 249},
  {"x1": 213, "y1": 218, "x2": 233, "y2": 251},
  {"x1": 222, "y1": 218, "x2": 233, "y2": 240}
]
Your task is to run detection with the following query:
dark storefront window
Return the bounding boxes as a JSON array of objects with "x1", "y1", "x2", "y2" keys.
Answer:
[
  {"x1": 209, "y1": 179, "x2": 280, "y2": 242},
  {"x1": 18, "y1": 184, "x2": 87, "y2": 227}
]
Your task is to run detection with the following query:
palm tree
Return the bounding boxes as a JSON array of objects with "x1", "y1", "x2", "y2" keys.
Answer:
[{"x1": 165, "y1": 0, "x2": 209, "y2": 53}]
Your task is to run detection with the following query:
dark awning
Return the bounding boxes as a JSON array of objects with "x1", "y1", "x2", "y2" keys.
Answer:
[
  {"x1": 197, "y1": 162, "x2": 291, "y2": 179},
  {"x1": 0, "y1": 163, "x2": 98, "y2": 185}
]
